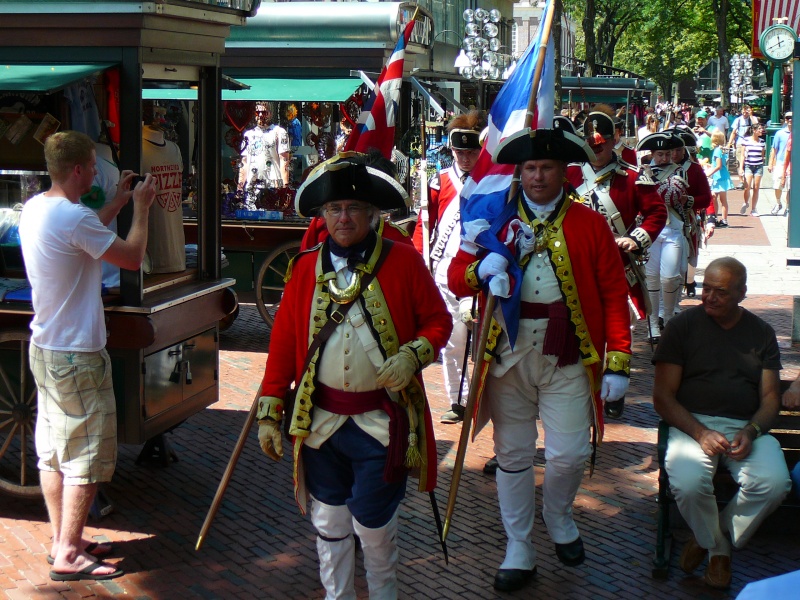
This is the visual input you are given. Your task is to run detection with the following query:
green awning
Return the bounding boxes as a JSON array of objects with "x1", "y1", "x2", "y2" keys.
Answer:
[
  {"x1": 0, "y1": 63, "x2": 115, "y2": 94},
  {"x1": 225, "y1": 78, "x2": 361, "y2": 102},
  {"x1": 143, "y1": 77, "x2": 362, "y2": 102},
  {"x1": 142, "y1": 88, "x2": 199, "y2": 101}
]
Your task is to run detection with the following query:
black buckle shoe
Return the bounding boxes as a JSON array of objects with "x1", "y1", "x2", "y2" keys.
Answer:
[
  {"x1": 555, "y1": 537, "x2": 585, "y2": 567},
  {"x1": 483, "y1": 456, "x2": 499, "y2": 475},
  {"x1": 685, "y1": 282, "x2": 696, "y2": 297},
  {"x1": 604, "y1": 397, "x2": 625, "y2": 419},
  {"x1": 493, "y1": 567, "x2": 536, "y2": 592}
]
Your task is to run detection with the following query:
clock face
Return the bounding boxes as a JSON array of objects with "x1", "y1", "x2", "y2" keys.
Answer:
[{"x1": 761, "y1": 25, "x2": 796, "y2": 62}]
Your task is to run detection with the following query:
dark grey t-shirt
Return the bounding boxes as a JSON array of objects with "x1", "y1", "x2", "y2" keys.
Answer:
[{"x1": 652, "y1": 305, "x2": 781, "y2": 420}]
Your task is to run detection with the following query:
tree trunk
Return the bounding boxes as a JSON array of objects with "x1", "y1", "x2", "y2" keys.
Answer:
[
  {"x1": 712, "y1": 0, "x2": 731, "y2": 108},
  {"x1": 583, "y1": 0, "x2": 597, "y2": 77}
]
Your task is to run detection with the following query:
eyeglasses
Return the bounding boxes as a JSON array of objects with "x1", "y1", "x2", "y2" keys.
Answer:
[{"x1": 324, "y1": 204, "x2": 370, "y2": 218}]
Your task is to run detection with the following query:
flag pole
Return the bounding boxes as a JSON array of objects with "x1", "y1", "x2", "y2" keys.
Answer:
[
  {"x1": 420, "y1": 116, "x2": 431, "y2": 270},
  {"x1": 442, "y1": 0, "x2": 557, "y2": 543}
]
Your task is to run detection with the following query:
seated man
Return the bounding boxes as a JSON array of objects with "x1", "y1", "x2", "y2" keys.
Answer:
[{"x1": 653, "y1": 257, "x2": 791, "y2": 589}]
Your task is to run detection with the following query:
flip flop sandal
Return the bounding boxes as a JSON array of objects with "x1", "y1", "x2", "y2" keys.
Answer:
[
  {"x1": 47, "y1": 542, "x2": 113, "y2": 565},
  {"x1": 49, "y1": 561, "x2": 123, "y2": 582}
]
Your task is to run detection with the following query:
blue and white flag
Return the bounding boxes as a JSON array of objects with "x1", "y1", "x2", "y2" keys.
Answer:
[{"x1": 459, "y1": 0, "x2": 555, "y2": 349}]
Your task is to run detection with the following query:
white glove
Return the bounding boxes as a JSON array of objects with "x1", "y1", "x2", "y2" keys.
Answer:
[
  {"x1": 477, "y1": 253, "x2": 509, "y2": 281},
  {"x1": 258, "y1": 419, "x2": 284, "y2": 461},
  {"x1": 601, "y1": 374, "x2": 629, "y2": 402},
  {"x1": 458, "y1": 297, "x2": 475, "y2": 324},
  {"x1": 376, "y1": 347, "x2": 418, "y2": 392}
]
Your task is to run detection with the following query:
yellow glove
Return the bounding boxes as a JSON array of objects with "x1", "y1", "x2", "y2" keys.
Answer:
[
  {"x1": 258, "y1": 418, "x2": 284, "y2": 461},
  {"x1": 375, "y1": 346, "x2": 419, "y2": 392}
]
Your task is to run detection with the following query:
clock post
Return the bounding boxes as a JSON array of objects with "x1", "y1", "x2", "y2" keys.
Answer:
[{"x1": 759, "y1": 23, "x2": 796, "y2": 147}]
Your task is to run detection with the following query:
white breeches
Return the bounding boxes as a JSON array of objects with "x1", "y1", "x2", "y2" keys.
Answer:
[{"x1": 438, "y1": 283, "x2": 470, "y2": 407}]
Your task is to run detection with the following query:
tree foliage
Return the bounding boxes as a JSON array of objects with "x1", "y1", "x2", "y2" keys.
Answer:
[{"x1": 564, "y1": 0, "x2": 754, "y2": 102}]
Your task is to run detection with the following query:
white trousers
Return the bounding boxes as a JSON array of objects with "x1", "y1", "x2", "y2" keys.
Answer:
[
  {"x1": 665, "y1": 414, "x2": 791, "y2": 553},
  {"x1": 310, "y1": 497, "x2": 399, "y2": 600},
  {"x1": 486, "y1": 349, "x2": 592, "y2": 567},
  {"x1": 437, "y1": 282, "x2": 470, "y2": 407},
  {"x1": 646, "y1": 226, "x2": 686, "y2": 328}
]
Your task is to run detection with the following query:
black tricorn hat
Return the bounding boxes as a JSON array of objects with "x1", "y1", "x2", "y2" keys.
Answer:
[
  {"x1": 636, "y1": 131, "x2": 685, "y2": 153},
  {"x1": 295, "y1": 152, "x2": 410, "y2": 217},
  {"x1": 493, "y1": 128, "x2": 596, "y2": 165},
  {"x1": 667, "y1": 126, "x2": 697, "y2": 148},
  {"x1": 449, "y1": 128, "x2": 482, "y2": 150},
  {"x1": 582, "y1": 111, "x2": 615, "y2": 142},
  {"x1": 553, "y1": 115, "x2": 577, "y2": 135}
]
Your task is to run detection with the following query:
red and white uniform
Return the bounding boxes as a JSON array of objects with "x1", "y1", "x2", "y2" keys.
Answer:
[
  {"x1": 676, "y1": 157, "x2": 713, "y2": 262},
  {"x1": 567, "y1": 157, "x2": 667, "y2": 319},
  {"x1": 448, "y1": 187, "x2": 631, "y2": 571},
  {"x1": 615, "y1": 143, "x2": 638, "y2": 166},
  {"x1": 261, "y1": 238, "x2": 451, "y2": 507},
  {"x1": 413, "y1": 165, "x2": 473, "y2": 409}
]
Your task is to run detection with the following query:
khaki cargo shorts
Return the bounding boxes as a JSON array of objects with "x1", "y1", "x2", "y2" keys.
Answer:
[{"x1": 31, "y1": 344, "x2": 117, "y2": 485}]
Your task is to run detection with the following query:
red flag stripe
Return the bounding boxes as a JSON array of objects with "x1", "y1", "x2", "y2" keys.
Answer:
[{"x1": 753, "y1": 0, "x2": 800, "y2": 58}]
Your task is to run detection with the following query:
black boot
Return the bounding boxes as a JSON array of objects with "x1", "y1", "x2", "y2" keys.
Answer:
[{"x1": 604, "y1": 397, "x2": 625, "y2": 419}]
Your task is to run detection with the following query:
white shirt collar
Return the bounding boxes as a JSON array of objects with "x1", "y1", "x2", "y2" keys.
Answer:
[{"x1": 522, "y1": 189, "x2": 563, "y2": 221}]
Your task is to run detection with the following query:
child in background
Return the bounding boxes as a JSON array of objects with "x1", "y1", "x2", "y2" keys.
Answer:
[{"x1": 705, "y1": 129, "x2": 733, "y2": 227}]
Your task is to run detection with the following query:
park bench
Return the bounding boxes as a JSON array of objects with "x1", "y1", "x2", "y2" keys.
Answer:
[{"x1": 652, "y1": 380, "x2": 800, "y2": 578}]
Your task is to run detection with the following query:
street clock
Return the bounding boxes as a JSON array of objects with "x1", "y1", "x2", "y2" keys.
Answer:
[{"x1": 759, "y1": 23, "x2": 797, "y2": 63}]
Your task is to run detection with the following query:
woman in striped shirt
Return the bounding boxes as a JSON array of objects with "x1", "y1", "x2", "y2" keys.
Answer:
[{"x1": 740, "y1": 123, "x2": 766, "y2": 216}]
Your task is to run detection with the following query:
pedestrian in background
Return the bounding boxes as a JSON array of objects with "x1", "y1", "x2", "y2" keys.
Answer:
[
  {"x1": 705, "y1": 129, "x2": 733, "y2": 228},
  {"x1": 739, "y1": 123, "x2": 766, "y2": 217}
]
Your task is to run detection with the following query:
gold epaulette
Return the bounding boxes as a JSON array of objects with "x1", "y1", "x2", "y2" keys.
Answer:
[
  {"x1": 284, "y1": 243, "x2": 323, "y2": 283},
  {"x1": 379, "y1": 219, "x2": 410, "y2": 239}
]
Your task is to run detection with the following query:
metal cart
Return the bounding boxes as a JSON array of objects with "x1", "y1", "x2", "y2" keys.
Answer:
[{"x1": 0, "y1": 0, "x2": 256, "y2": 498}]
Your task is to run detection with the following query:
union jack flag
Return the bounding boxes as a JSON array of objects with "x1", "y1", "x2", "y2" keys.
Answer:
[
  {"x1": 458, "y1": 0, "x2": 555, "y2": 348},
  {"x1": 345, "y1": 19, "x2": 416, "y2": 159}
]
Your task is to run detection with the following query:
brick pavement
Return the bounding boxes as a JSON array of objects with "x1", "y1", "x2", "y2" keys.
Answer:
[{"x1": 3, "y1": 218, "x2": 800, "y2": 599}]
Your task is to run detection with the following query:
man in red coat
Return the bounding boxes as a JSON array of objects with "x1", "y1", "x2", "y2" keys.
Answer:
[
  {"x1": 669, "y1": 126, "x2": 714, "y2": 299},
  {"x1": 412, "y1": 110, "x2": 487, "y2": 424},
  {"x1": 257, "y1": 152, "x2": 451, "y2": 599},
  {"x1": 448, "y1": 128, "x2": 632, "y2": 593},
  {"x1": 567, "y1": 110, "x2": 666, "y2": 418}
]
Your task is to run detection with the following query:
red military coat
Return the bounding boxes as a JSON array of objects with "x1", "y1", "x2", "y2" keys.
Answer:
[
  {"x1": 566, "y1": 160, "x2": 667, "y2": 319},
  {"x1": 447, "y1": 188, "x2": 632, "y2": 438},
  {"x1": 262, "y1": 237, "x2": 452, "y2": 508}
]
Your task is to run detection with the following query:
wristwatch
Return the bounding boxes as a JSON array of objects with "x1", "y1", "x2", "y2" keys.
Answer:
[{"x1": 747, "y1": 421, "x2": 763, "y2": 438}]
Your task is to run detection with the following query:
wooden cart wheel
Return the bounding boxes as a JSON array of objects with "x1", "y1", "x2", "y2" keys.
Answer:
[
  {"x1": 255, "y1": 241, "x2": 302, "y2": 327},
  {"x1": 0, "y1": 329, "x2": 41, "y2": 498}
]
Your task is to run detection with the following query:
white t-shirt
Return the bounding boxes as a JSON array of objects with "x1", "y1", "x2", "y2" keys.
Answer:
[
  {"x1": 19, "y1": 194, "x2": 116, "y2": 352},
  {"x1": 707, "y1": 114, "x2": 728, "y2": 134}
]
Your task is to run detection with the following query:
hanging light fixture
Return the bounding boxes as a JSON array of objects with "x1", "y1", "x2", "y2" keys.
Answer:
[{"x1": 454, "y1": 49, "x2": 472, "y2": 69}]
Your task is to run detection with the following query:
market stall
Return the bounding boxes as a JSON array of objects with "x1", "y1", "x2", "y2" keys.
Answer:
[
  {"x1": 0, "y1": 0, "x2": 251, "y2": 497},
  {"x1": 179, "y1": 1, "x2": 433, "y2": 326}
]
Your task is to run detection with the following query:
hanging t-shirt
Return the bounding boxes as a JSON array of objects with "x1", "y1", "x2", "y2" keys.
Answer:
[
  {"x1": 142, "y1": 127, "x2": 186, "y2": 274},
  {"x1": 62, "y1": 79, "x2": 102, "y2": 143}
]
